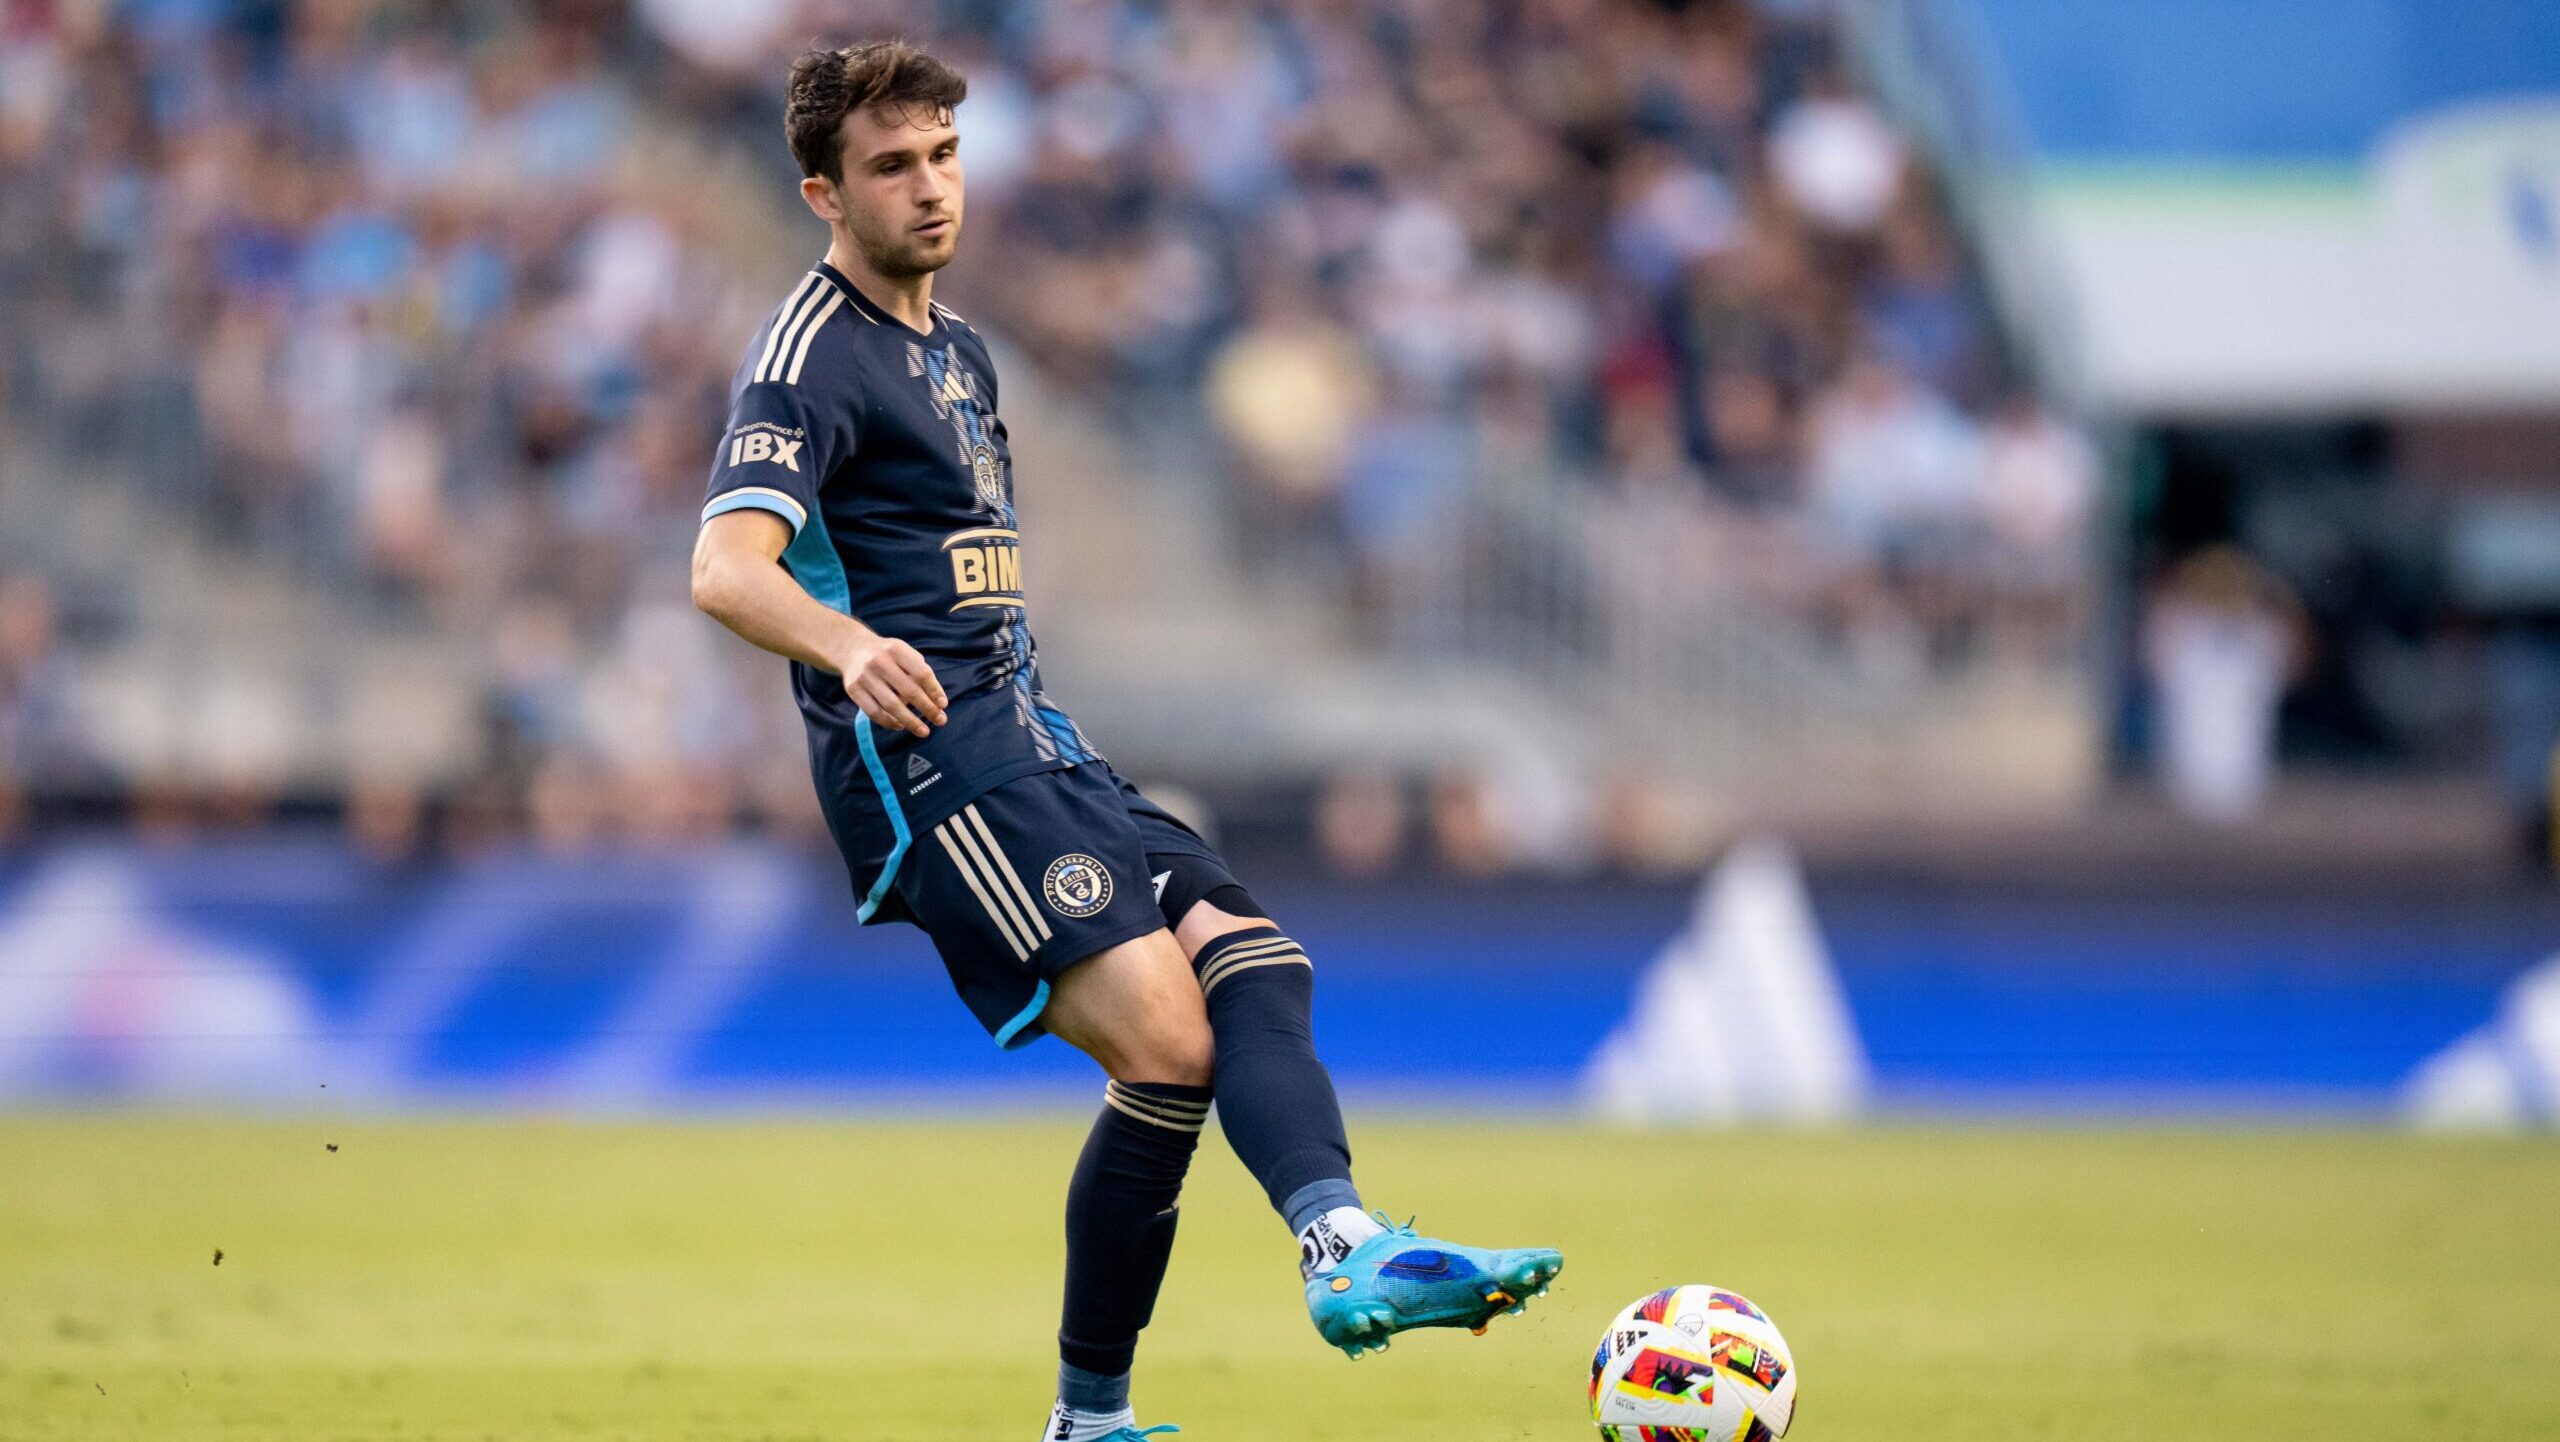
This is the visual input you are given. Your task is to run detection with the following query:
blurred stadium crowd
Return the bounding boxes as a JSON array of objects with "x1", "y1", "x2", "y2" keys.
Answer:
[{"x1": 0, "y1": 0, "x2": 2094, "y2": 855}]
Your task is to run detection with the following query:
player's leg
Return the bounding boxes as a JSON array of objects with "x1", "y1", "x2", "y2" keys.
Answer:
[
  {"x1": 1165, "y1": 891, "x2": 1368, "y2": 1266},
  {"x1": 885, "y1": 769, "x2": 1202, "y2": 1442},
  {"x1": 1104, "y1": 778, "x2": 1367, "y2": 1266},
  {"x1": 1162, "y1": 873, "x2": 1559, "y2": 1356},
  {"x1": 1035, "y1": 930, "x2": 1213, "y2": 1442},
  {"x1": 1112, "y1": 774, "x2": 1564, "y2": 1356}
]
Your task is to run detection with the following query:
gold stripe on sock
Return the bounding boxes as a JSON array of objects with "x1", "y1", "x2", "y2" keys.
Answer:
[
  {"x1": 1197, "y1": 941, "x2": 1307, "y2": 994},
  {"x1": 1105, "y1": 1080, "x2": 1210, "y2": 1122},
  {"x1": 1103, "y1": 1089, "x2": 1205, "y2": 1133},
  {"x1": 1200, "y1": 951, "x2": 1312, "y2": 997}
]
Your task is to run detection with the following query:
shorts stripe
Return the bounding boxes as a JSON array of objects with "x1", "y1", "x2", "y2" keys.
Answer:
[
  {"x1": 942, "y1": 814, "x2": 1039, "y2": 957},
  {"x1": 933, "y1": 823, "x2": 1031, "y2": 961},
  {"x1": 942, "y1": 812, "x2": 1047, "y2": 953},
  {"x1": 852, "y1": 716, "x2": 912, "y2": 924},
  {"x1": 992, "y1": 979, "x2": 1050, "y2": 1049},
  {"x1": 962, "y1": 804, "x2": 1053, "y2": 943}
]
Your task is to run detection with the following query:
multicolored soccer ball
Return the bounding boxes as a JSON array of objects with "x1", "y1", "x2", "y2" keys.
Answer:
[{"x1": 1589, "y1": 1285, "x2": 1797, "y2": 1442}]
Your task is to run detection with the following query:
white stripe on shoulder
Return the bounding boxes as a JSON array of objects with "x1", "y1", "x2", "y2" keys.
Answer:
[
  {"x1": 930, "y1": 300, "x2": 966, "y2": 324},
  {"x1": 757, "y1": 275, "x2": 829, "y2": 384},
  {"x1": 754, "y1": 273, "x2": 823, "y2": 384},
  {"x1": 783, "y1": 289, "x2": 848, "y2": 385}
]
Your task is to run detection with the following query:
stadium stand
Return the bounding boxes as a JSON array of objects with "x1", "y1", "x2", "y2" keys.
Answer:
[{"x1": 0, "y1": 0, "x2": 2093, "y2": 860}]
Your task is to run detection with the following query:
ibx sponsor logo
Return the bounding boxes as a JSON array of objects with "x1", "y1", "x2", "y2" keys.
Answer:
[{"x1": 723, "y1": 421, "x2": 806, "y2": 472}]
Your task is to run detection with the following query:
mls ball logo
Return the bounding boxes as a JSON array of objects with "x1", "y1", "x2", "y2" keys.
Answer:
[
  {"x1": 1043, "y1": 853, "x2": 1112, "y2": 918},
  {"x1": 970, "y1": 442, "x2": 1004, "y2": 510}
]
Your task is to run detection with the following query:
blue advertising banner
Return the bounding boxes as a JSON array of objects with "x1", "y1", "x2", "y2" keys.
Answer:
[{"x1": 0, "y1": 840, "x2": 2548, "y2": 1116}]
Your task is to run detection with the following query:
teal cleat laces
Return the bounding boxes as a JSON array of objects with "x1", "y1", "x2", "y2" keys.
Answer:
[{"x1": 1305, "y1": 1214, "x2": 1564, "y2": 1358}]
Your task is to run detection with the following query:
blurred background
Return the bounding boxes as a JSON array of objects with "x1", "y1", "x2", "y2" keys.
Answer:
[{"x1": 2, "y1": 0, "x2": 2557, "y2": 1121}]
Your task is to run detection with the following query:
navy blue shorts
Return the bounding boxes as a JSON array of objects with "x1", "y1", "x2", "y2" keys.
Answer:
[{"x1": 886, "y1": 762, "x2": 1242, "y2": 1048}]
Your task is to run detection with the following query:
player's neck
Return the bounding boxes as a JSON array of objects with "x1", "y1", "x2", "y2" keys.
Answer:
[{"x1": 824, "y1": 240, "x2": 935, "y2": 335}]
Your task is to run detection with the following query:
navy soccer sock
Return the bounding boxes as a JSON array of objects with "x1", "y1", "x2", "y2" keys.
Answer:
[
  {"x1": 1058, "y1": 1078, "x2": 1210, "y2": 1384},
  {"x1": 1192, "y1": 927, "x2": 1362, "y2": 1239}
]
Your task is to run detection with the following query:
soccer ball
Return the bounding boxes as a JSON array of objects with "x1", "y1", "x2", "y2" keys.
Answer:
[{"x1": 1589, "y1": 1285, "x2": 1797, "y2": 1442}]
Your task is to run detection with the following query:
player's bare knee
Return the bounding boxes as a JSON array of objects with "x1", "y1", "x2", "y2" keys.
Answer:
[
  {"x1": 1129, "y1": 1011, "x2": 1214, "y2": 1086},
  {"x1": 1096, "y1": 989, "x2": 1213, "y2": 1085}
]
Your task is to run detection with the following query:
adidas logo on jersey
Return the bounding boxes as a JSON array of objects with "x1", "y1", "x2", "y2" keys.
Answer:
[{"x1": 906, "y1": 752, "x2": 932, "y2": 779}]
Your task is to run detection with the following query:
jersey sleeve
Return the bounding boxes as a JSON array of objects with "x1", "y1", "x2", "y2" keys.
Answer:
[{"x1": 700, "y1": 380, "x2": 838, "y2": 537}]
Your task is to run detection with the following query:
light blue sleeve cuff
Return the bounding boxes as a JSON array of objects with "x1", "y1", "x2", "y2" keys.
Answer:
[{"x1": 700, "y1": 487, "x2": 809, "y2": 536}]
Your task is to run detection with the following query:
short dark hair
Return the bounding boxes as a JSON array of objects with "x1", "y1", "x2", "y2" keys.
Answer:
[{"x1": 785, "y1": 41, "x2": 968, "y2": 183}]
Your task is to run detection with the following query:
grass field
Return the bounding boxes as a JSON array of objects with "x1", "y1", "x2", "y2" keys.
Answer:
[{"x1": 2, "y1": 1117, "x2": 2555, "y2": 1441}]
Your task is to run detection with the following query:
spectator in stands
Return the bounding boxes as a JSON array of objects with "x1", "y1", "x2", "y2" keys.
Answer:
[
  {"x1": 1979, "y1": 392, "x2": 2099, "y2": 655},
  {"x1": 1767, "y1": 67, "x2": 1906, "y2": 237},
  {"x1": 2142, "y1": 548, "x2": 2308, "y2": 824},
  {"x1": 0, "y1": 574, "x2": 89, "y2": 830},
  {"x1": 1315, "y1": 769, "x2": 1408, "y2": 878},
  {"x1": 1803, "y1": 351, "x2": 1988, "y2": 664},
  {"x1": 1861, "y1": 205, "x2": 1986, "y2": 401},
  {"x1": 1204, "y1": 276, "x2": 1375, "y2": 574}
]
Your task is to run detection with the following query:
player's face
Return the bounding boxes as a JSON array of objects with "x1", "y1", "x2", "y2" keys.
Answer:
[{"x1": 830, "y1": 104, "x2": 964, "y2": 279}]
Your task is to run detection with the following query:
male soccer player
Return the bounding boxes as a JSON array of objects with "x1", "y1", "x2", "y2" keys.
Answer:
[{"x1": 688, "y1": 42, "x2": 1561, "y2": 1440}]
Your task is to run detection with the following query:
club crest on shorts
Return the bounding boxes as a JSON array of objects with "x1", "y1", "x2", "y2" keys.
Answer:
[{"x1": 1042, "y1": 853, "x2": 1112, "y2": 917}]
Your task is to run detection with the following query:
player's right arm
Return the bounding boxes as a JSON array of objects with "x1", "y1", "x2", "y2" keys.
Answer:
[
  {"x1": 693, "y1": 353, "x2": 946, "y2": 739},
  {"x1": 691, "y1": 510, "x2": 947, "y2": 739}
]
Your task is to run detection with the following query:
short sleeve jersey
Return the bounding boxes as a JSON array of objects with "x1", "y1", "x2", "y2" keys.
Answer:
[{"x1": 701, "y1": 262, "x2": 1098, "y2": 924}]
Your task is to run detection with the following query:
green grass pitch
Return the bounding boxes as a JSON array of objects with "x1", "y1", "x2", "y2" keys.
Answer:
[{"x1": 3, "y1": 1116, "x2": 2555, "y2": 1440}]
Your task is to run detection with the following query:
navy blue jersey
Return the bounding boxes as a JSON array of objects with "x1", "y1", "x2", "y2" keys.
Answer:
[{"x1": 701, "y1": 261, "x2": 1098, "y2": 924}]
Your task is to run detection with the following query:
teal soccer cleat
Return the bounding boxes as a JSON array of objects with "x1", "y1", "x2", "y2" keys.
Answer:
[
  {"x1": 1098, "y1": 1429, "x2": 1177, "y2": 1441},
  {"x1": 1306, "y1": 1215, "x2": 1563, "y2": 1358}
]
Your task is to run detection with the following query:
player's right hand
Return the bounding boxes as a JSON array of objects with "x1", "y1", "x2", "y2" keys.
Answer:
[{"x1": 834, "y1": 632, "x2": 948, "y2": 738}]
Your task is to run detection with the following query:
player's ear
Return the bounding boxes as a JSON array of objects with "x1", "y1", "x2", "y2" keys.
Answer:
[{"x1": 800, "y1": 174, "x2": 843, "y2": 225}]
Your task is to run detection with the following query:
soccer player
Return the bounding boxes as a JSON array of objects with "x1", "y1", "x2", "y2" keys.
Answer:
[{"x1": 688, "y1": 42, "x2": 1561, "y2": 1441}]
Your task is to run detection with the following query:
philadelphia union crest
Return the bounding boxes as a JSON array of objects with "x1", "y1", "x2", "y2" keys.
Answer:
[
  {"x1": 1043, "y1": 853, "x2": 1113, "y2": 918},
  {"x1": 969, "y1": 442, "x2": 1004, "y2": 510}
]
